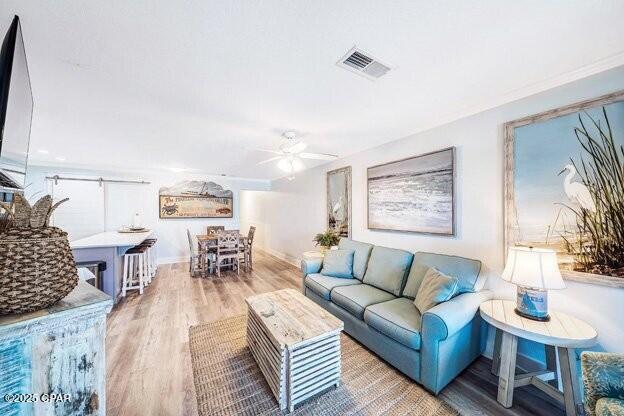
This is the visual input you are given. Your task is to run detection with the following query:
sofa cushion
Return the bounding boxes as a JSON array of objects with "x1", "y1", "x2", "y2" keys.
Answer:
[
  {"x1": 305, "y1": 273, "x2": 361, "y2": 300},
  {"x1": 320, "y1": 249, "x2": 355, "y2": 278},
  {"x1": 364, "y1": 298, "x2": 422, "y2": 350},
  {"x1": 414, "y1": 268, "x2": 459, "y2": 314},
  {"x1": 402, "y1": 252, "x2": 482, "y2": 298},
  {"x1": 338, "y1": 238, "x2": 374, "y2": 280},
  {"x1": 596, "y1": 398, "x2": 624, "y2": 416},
  {"x1": 362, "y1": 246, "x2": 413, "y2": 296},
  {"x1": 331, "y1": 284, "x2": 395, "y2": 319}
]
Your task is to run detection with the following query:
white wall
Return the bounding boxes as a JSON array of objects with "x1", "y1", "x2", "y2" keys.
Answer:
[
  {"x1": 25, "y1": 166, "x2": 270, "y2": 264},
  {"x1": 239, "y1": 190, "x2": 272, "y2": 252},
  {"x1": 239, "y1": 66, "x2": 624, "y2": 361}
]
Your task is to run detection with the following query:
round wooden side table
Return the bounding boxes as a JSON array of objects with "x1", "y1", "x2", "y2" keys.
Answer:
[{"x1": 480, "y1": 299, "x2": 597, "y2": 416}]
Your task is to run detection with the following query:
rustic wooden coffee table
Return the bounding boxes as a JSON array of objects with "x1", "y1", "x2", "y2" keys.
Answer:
[{"x1": 245, "y1": 288, "x2": 344, "y2": 412}]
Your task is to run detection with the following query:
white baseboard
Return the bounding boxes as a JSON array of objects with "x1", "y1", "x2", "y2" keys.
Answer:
[
  {"x1": 483, "y1": 350, "x2": 545, "y2": 372},
  {"x1": 259, "y1": 247, "x2": 301, "y2": 268},
  {"x1": 157, "y1": 256, "x2": 187, "y2": 265},
  {"x1": 516, "y1": 351, "x2": 547, "y2": 373},
  {"x1": 157, "y1": 249, "x2": 301, "y2": 269}
]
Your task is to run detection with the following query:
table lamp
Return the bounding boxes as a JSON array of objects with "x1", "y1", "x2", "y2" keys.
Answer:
[{"x1": 501, "y1": 246, "x2": 565, "y2": 321}]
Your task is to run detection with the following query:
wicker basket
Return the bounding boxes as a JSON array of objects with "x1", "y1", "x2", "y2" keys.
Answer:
[{"x1": 0, "y1": 226, "x2": 78, "y2": 314}]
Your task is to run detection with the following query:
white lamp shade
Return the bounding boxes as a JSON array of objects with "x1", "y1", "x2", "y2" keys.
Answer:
[{"x1": 502, "y1": 246, "x2": 565, "y2": 290}]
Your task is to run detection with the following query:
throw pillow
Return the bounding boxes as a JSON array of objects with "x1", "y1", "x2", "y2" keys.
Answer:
[
  {"x1": 320, "y1": 249, "x2": 355, "y2": 279},
  {"x1": 414, "y1": 267, "x2": 459, "y2": 314}
]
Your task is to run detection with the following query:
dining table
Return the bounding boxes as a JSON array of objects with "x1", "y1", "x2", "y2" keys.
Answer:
[{"x1": 196, "y1": 233, "x2": 248, "y2": 276}]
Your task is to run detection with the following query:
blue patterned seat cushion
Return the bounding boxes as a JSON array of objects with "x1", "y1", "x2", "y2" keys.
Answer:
[
  {"x1": 582, "y1": 351, "x2": 624, "y2": 416},
  {"x1": 331, "y1": 284, "x2": 395, "y2": 319},
  {"x1": 304, "y1": 273, "x2": 360, "y2": 300},
  {"x1": 364, "y1": 297, "x2": 422, "y2": 350},
  {"x1": 595, "y1": 398, "x2": 624, "y2": 416}
]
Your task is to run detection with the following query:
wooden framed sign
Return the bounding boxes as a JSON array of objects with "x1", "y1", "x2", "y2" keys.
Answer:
[{"x1": 159, "y1": 180, "x2": 233, "y2": 219}]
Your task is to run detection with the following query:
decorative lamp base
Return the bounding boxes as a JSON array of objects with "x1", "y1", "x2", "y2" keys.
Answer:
[
  {"x1": 514, "y1": 286, "x2": 550, "y2": 321},
  {"x1": 514, "y1": 307, "x2": 550, "y2": 322}
]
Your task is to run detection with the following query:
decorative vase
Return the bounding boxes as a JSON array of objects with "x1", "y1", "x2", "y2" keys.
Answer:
[
  {"x1": 319, "y1": 246, "x2": 330, "y2": 254},
  {"x1": 0, "y1": 195, "x2": 78, "y2": 315},
  {"x1": 132, "y1": 212, "x2": 142, "y2": 228}
]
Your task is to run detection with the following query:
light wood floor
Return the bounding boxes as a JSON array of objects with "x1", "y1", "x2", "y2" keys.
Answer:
[{"x1": 105, "y1": 250, "x2": 564, "y2": 416}]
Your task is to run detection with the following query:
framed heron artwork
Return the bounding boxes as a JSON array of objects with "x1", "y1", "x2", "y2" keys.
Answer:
[
  {"x1": 327, "y1": 166, "x2": 351, "y2": 237},
  {"x1": 504, "y1": 90, "x2": 624, "y2": 287}
]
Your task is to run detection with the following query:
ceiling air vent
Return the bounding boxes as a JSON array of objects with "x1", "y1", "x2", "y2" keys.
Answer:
[{"x1": 337, "y1": 47, "x2": 392, "y2": 80}]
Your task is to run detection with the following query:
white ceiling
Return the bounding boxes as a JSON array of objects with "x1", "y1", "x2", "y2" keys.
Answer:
[{"x1": 2, "y1": 1, "x2": 624, "y2": 180}]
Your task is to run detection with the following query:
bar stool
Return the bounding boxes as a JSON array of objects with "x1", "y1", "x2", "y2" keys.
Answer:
[
  {"x1": 138, "y1": 238, "x2": 158, "y2": 282},
  {"x1": 134, "y1": 242, "x2": 150, "y2": 286},
  {"x1": 122, "y1": 246, "x2": 148, "y2": 296},
  {"x1": 146, "y1": 239, "x2": 158, "y2": 279}
]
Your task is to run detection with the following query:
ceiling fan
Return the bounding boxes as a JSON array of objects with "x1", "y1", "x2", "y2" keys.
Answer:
[{"x1": 256, "y1": 131, "x2": 338, "y2": 173}]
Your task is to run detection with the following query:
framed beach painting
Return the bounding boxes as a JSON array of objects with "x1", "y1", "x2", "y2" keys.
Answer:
[
  {"x1": 505, "y1": 90, "x2": 624, "y2": 287},
  {"x1": 367, "y1": 147, "x2": 455, "y2": 235},
  {"x1": 327, "y1": 166, "x2": 351, "y2": 238}
]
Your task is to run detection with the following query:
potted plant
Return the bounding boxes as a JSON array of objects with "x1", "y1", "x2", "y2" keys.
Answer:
[{"x1": 313, "y1": 230, "x2": 340, "y2": 253}]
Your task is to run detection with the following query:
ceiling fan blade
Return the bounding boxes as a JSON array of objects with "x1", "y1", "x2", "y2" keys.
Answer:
[
  {"x1": 283, "y1": 141, "x2": 307, "y2": 154},
  {"x1": 299, "y1": 152, "x2": 338, "y2": 160},
  {"x1": 256, "y1": 156, "x2": 283, "y2": 165},
  {"x1": 254, "y1": 148, "x2": 283, "y2": 155}
]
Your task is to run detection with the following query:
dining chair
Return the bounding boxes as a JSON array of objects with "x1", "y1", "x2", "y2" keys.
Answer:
[
  {"x1": 244, "y1": 226, "x2": 256, "y2": 270},
  {"x1": 215, "y1": 230, "x2": 241, "y2": 277},
  {"x1": 187, "y1": 229, "x2": 202, "y2": 277},
  {"x1": 200, "y1": 228, "x2": 221, "y2": 274},
  {"x1": 206, "y1": 225, "x2": 225, "y2": 236}
]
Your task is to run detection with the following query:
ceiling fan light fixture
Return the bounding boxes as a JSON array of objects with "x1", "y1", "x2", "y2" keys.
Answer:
[
  {"x1": 277, "y1": 158, "x2": 294, "y2": 173},
  {"x1": 256, "y1": 130, "x2": 337, "y2": 171},
  {"x1": 277, "y1": 156, "x2": 304, "y2": 173},
  {"x1": 292, "y1": 157, "x2": 304, "y2": 172}
]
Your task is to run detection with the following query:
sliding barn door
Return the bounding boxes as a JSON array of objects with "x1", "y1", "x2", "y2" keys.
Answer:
[{"x1": 50, "y1": 179, "x2": 106, "y2": 240}]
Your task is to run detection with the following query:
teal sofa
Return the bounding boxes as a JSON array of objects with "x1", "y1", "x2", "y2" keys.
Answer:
[
  {"x1": 582, "y1": 352, "x2": 624, "y2": 416},
  {"x1": 301, "y1": 238, "x2": 492, "y2": 394}
]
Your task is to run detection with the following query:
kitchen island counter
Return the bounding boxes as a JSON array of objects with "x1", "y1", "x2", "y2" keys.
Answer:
[
  {"x1": 70, "y1": 230, "x2": 152, "y2": 250},
  {"x1": 71, "y1": 230, "x2": 153, "y2": 303}
]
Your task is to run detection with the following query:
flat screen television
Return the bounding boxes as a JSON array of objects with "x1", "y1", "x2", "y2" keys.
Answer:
[{"x1": 0, "y1": 16, "x2": 32, "y2": 193}]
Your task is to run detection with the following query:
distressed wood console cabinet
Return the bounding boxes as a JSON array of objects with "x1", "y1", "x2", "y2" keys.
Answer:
[{"x1": 0, "y1": 281, "x2": 112, "y2": 416}]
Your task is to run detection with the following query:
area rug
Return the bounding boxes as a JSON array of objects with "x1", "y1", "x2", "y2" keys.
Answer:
[{"x1": 189, "y1": 315, "x2": 458, "y2": 416}]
